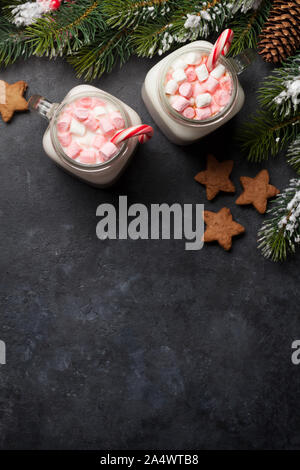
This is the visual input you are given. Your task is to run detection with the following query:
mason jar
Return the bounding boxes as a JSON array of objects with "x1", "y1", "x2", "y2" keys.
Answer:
[
  {"x1": 29, "y1": 85, "x2": 142, "y2": 186},
  {"x1": 142, "y1": 41, "x2": 255, "y2": 145}
]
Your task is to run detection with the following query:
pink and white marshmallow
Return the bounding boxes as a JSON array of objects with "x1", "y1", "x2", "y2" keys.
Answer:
[
  {"x1": 58, "y1": 132, "x2": 72, "y2": 147},
  {"x1": 211, "y1": 64, "x2": 226, "y2": 79},
  {"x1": 172, "y1": 69, "x2": 187, "y2": 83},
  {"x1": 67, "y1": 141, "x2": 81, "y2": 159},
  {"x1": 183, "y1": 107, "x2": 195, "y2": 119},
  {"x1": 74, "y1": 108, "x2": 89, "y2": 122},
  {"x1": 195, "y1": 64, "x2": 209, "y2": 82},
  {"x1": 93, "y1": 135, "x2": 106, "y2": 149},
  {"x1": 196, "y1": 93, "x2": 212, "y2": 108},
  {"x1": 80, "y1": 149, "x2": 98, "y2": 164},
  {"x1": 171, "y1": 96, "x2": 190, "y2": 113},
  {"x1": 57, "y1": 113, "x2": 72, "y2": 133},
  {"x1": 185, "y1": 67, "x2": 197, "y2": 82},
  {"x1": 99, "y1": 116, "x2": 115, "y2": 135},
  {"x1": 85, "y1": 116, "x2": 99, "y2": 132},
  {"x1": 110, "y1": 111, "x2": 125, "y2": 130},
  {"x1": 203, "y1": 76, "x2": 219, "y2": 93},
  {"x1": 165, "y1": 79, "x2": 178, "y2": 95},
  {"x1": 99, "y1": 142, "x2": 118, "y2": 162},
  {"x1": 164, "y1": 51, "x2": 233, "y2": 121},
  {"x1": 76, "y1": 97, "x2": 93, "y2": 109},
  {"x1": 70, "y1": 118, "x2": 86, "y2": 136},
  {"x1": 179, "y1": 82, "x2": 193, "y2": 99}
]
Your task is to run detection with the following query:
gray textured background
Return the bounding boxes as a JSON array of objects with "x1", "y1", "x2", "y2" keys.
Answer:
[{"x1": 0, "y1": 52, "x2": 299, "y2": 450}]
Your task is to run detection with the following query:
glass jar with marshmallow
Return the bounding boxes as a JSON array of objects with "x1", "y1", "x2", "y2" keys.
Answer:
[
  {"x1": 142, "y1": 40, "x2": 255, "y2": 145},
  {"x1": 29, "y1": 85, "x2": 143, "y2": 187}
]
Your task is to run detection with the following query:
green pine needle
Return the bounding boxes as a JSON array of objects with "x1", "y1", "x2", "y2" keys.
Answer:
[
  {"x1": 68, "y1": 28, "x2": 132, "y2": 81},
  {"x1": 286, "y1": 135, "x2": 300, "y2": 175},
  {"x1": 0, "y1": 0, "x2": 265, "y2": 79},
  {"x1": 239, "y1": 51, "x2": 300, "y2": 162},
  {"x1": 258, "y1": 179, "x2": 300, "y2": 262},
  {"x1": 229, "y1": 0, "x2": 272, "y2": 57},
  {"x1": 0, "y1": 16, "x2": 33, "y2": 66},
  {"x1": 258, "y1": 52, "x2": 300, "y2": 119},
  {"x1": 103, "y1": 0, "x2": 177, "y2": 29},
  {"x1": 133, "y1": 19, "x2": 174, "y2": 57},
  {"x1": 25, "y1": 0, "x2": 103, "y2": 58},
  {"x1": 238, "y1": 112, "x2": 300, "y2": 162},
  {"x1": 133, "y1": 0, "x2": 234, "y2": 58}
]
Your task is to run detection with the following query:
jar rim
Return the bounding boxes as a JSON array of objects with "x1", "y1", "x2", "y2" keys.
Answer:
[
  {"x1": 50, "y1": 90, "x2": 129, "y2": 172},
  {"x1": 159, "y1": 45, "x2": 238, "y2": 127}
]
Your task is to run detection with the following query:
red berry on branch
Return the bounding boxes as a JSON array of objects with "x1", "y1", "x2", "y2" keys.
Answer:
[{"x1": 50, "y1": 0, "x2": 62, "y2": 10}]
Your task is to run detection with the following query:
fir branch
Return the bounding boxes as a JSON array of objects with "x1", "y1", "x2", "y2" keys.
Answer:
[
  {"x1": 0, "y1": 0, "x2": 24, "y2": 7},
  {"x1": 286, "y1": 135, "x2": 300, "y2": 175},
  {"x1": 0, "y1": 16, "x2": 33, "y2": 66},
  {"x1": 68, "y1": 28, "x2": 132, "y2": 81},
  {"x1": 258, "y1": 52, "x2": 300, "y2": 119},
  {"x1": 238, "y1": 111, "x2": 300, "y2": 162},
  {"x1": 134, "y1": 0, "x2": 234, "y2": 57},
  {"x1": 173, "y1": 0, "x2": 233, "y2": 42},
  {"x1": 258, "y1": 178, "x2": 300, "y2": 262},
  {"x1": 103, "y1": 0, "x2": 176, "y2": 29},
  {"x1": 229, "y1": 0, "x2": 271, "y2": 57},
  {"x1": 133, "y1": 19, "x2": 174, "y2": 57},
  {"x1": 233, "y1": 0, "x2": 264, "y2": 14},
  {"x1": 1, "y1": 0, "x2": 24, "y2": 19},
  {"x1": 25, "y1": 0, "x2": 103, "y2": 58},
  {"x1": 239, "y1": 52, "x2": 300, "y2": 162}
]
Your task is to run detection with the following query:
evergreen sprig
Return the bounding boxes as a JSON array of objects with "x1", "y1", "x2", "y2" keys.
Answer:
[
  {"x1": 0, "y1": 0, "x2": 263, "y2": 80},
  {"x1": 170, "y1": 0, "x2": 234, "y2": 43},
  {"x1": 258, "y1": 178, "x2": 300, "y2": 262},
  {"x1": 133, "y1": 0, "x2": 235, "y2": 58},
  {"x1": 26, "y1": 0, "x2": 103, "y2": 58},
  {"x1": 239, "y1": 52, "x2": 300, "y2": 162},
  {"x1": 103, "y1": 0, "x2": 176, "y2": 29},
  {"x1": 239, "y1": 112, "x2": 300, "y2": 162},
  {"x1": 229, "y1": 0, "x2": 271, "y2": 57},
  {"x1": 286, "y1": 135, "x2": 300, "y2": 175},
  {"x1": 259, "y1": 53, "x2": 300, "y2": 119},
  {"x1": 233, "y1": 0, "x2": 264, "y2": 14},
  {"x1": 2, "y1": 0, "x2": 26, "y2": 21},
  {"x1": 68, "y1": 28, "x2": 132, "y2": 81},
  {"x1": 0, "y1": 16, "x2": 33, "y2": 66},
  {"x1": 133, "y1": 18, "x2": 175, "y2": 58}
]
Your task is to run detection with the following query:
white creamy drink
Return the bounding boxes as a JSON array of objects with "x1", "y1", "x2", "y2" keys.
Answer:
[{"x1": 142, "y1": 41, "x2": 251, "y2": 145}]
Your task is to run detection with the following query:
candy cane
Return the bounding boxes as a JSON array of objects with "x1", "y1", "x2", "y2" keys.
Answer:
[
  {"x1": 111, "y1": 124, "x2": 154, "y2": 145},
  {"x1": 207, "y1": 29, "x2": 234, "y2": 72}
]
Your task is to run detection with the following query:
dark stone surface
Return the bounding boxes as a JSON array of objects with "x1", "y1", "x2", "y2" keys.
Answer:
[{"x1": 0, "y1": 51, "x2": 299, "y2": 451}]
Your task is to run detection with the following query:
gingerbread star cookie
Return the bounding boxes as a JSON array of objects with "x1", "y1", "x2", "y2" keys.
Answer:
[
  {"x1": 194, "y1": 154, "x2": 235, "y2": 200},
  {"x1": 235, "y1": 169, "x2": 280, "y2": 214},
  {"x1": 204, "y1": 207, "x2": 245, "y2": 251},
  {"x1": 0, "y1": 80, "x2": 28, "y2": 122}
]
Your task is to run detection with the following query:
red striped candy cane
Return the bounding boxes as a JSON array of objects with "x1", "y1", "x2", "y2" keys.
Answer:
[
  {"x1": 111, "y1": 125, "x2": 154, "y2": 145},
  {"x1": 207, "y1": 29, "x2": 234, "y2": 72}
]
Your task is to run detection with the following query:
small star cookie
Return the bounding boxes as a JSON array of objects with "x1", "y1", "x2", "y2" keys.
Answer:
[
  {"x1": 204, "y1": 207, "x2": 245, "y2": 251},
  {"x1": 194, "y1": 154, "x2": 235, "y2": 200},
  {"x1": 235, "y1": 169, "x2": 280, "y2": 214},
  {"x1": 0, "y1": 80, "x2": 28, "y2": 122}
]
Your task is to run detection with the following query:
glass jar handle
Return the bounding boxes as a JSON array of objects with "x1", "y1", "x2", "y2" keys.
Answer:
[
  {"x1": 28, "y1": 95, "x2": 59, "y2": 121},
  {"x1": 228, "y1": 49, "x2": 256, "y2": 75}
]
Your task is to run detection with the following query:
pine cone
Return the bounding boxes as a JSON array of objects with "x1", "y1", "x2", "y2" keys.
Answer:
[{"x1": 258, "y1": 0, "x2": 300, "y2": 64}]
